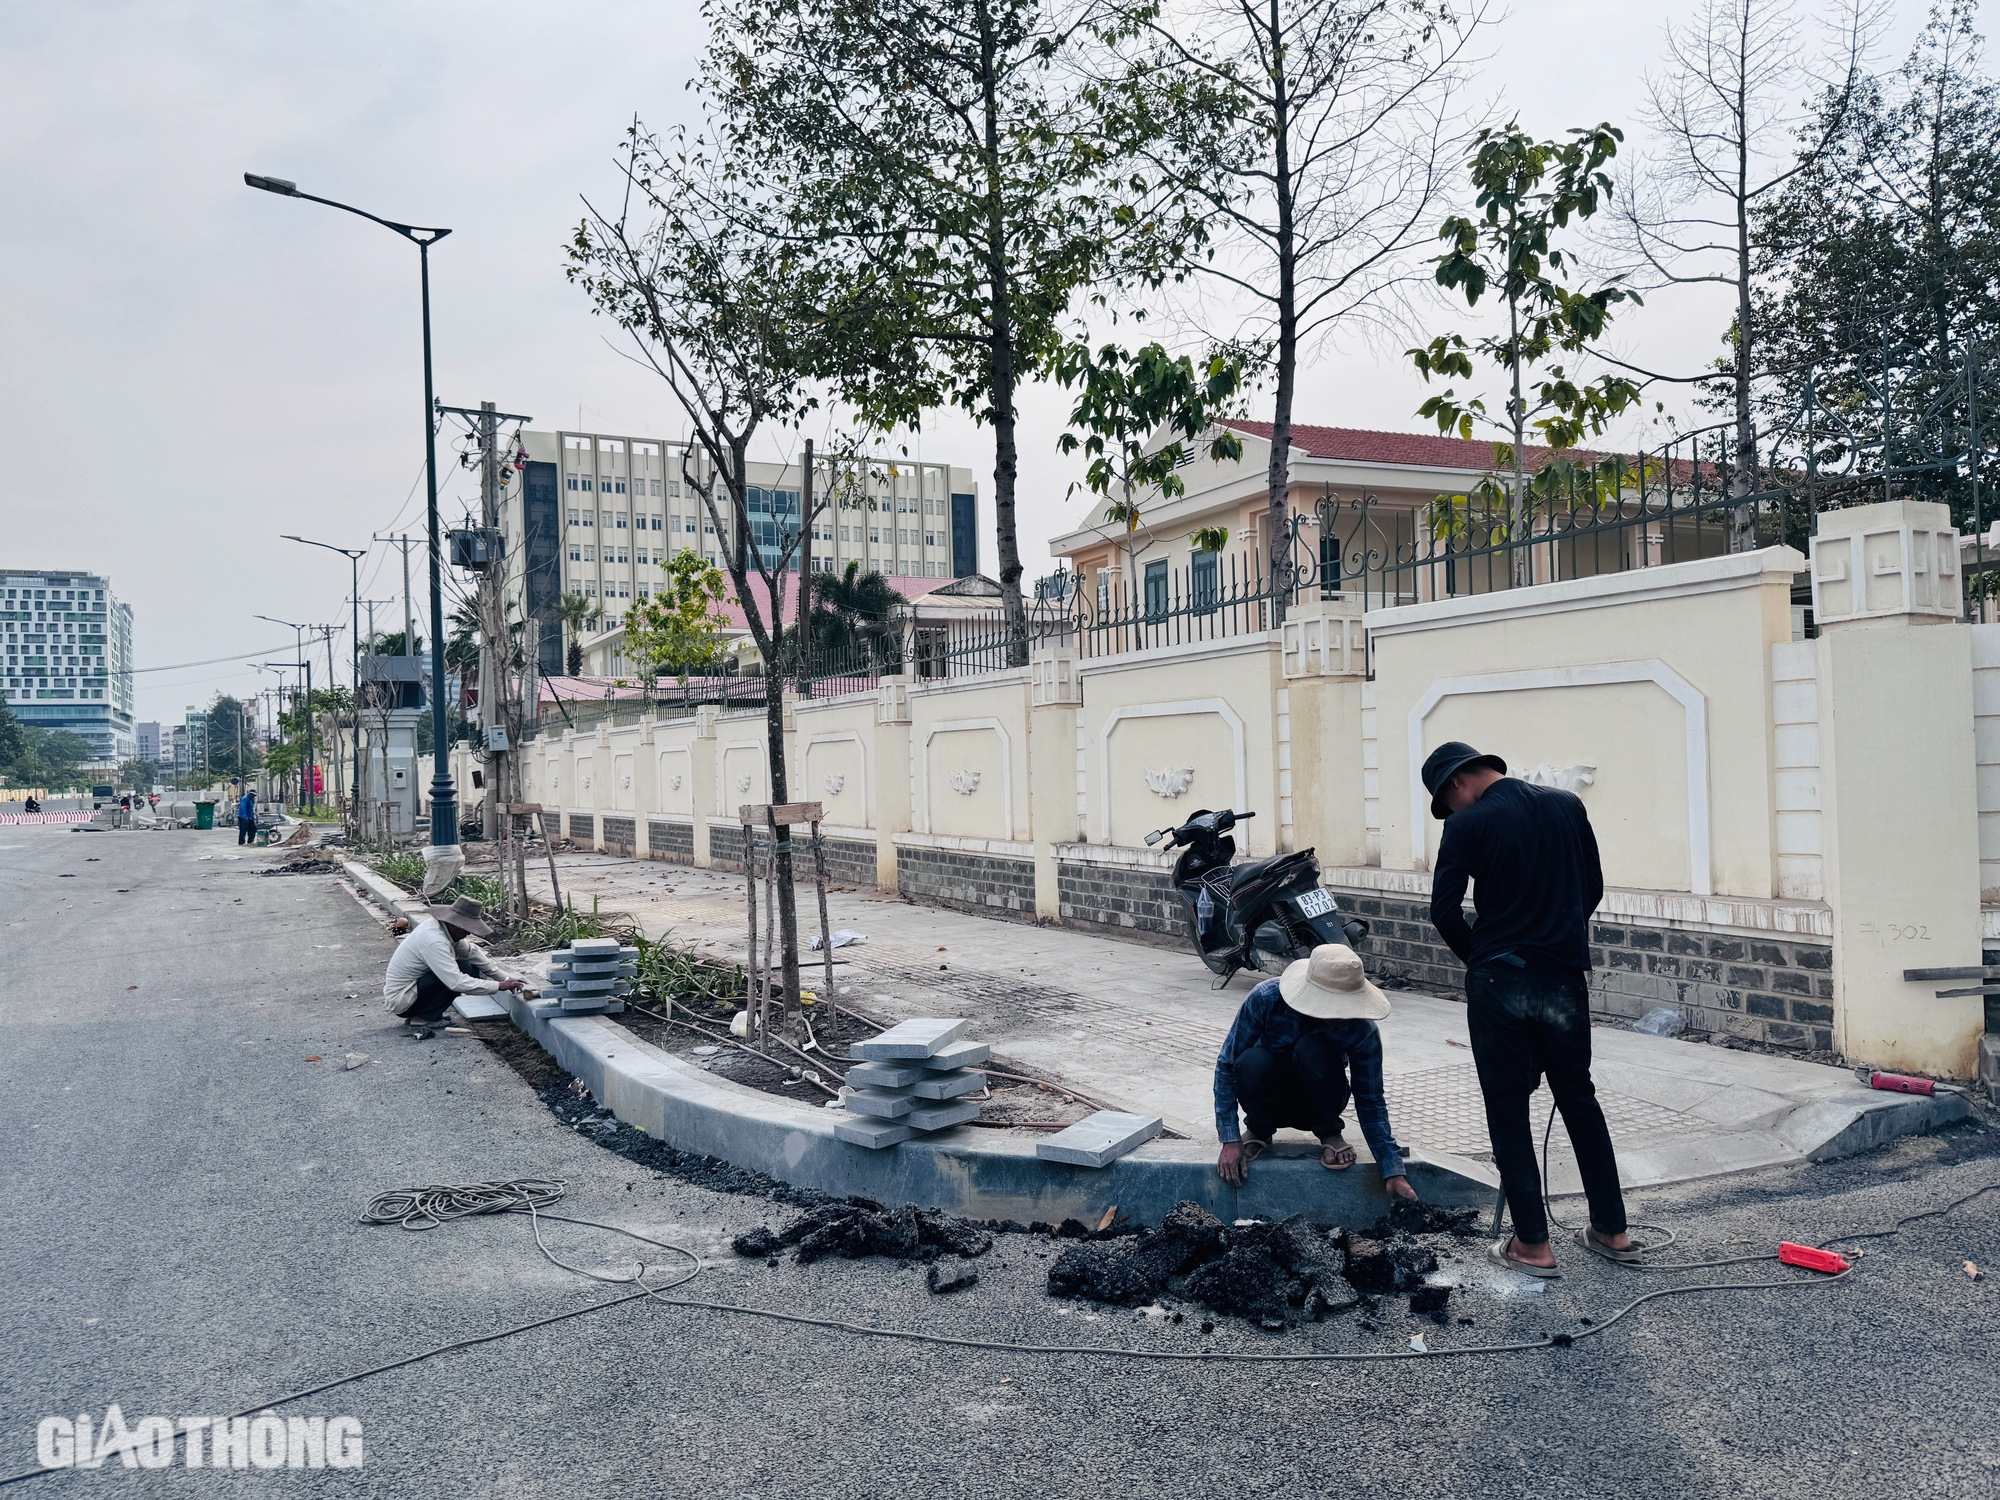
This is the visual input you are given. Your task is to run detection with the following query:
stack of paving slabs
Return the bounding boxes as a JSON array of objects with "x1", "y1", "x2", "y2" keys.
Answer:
[
  {"x1": 835, "y1": 1018, "x2": 989, "y2": 1149},
  {"x1": 538, "y1": 937, "x2": 636, "y2": 1015}
]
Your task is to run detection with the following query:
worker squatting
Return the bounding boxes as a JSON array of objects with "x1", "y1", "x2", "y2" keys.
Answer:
[{"x1": 35, "y1": 1407, "x2": 364, "y2": 1470}]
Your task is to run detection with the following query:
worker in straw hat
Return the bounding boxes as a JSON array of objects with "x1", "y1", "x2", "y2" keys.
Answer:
[
  {"x1": 382, "y1": 894, "x2": 523, "y2": 1039},
  {"x1": 1213, "y1": 943, "x2": 1417, "y2": 1200}
]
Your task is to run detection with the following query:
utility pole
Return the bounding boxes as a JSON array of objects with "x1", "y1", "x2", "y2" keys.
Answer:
[
  {"x1": 438, "y1": 399, "x2": 530, "y2": 849},
  {"x1": 374, "y1": 534, "x2": 419, "y2": 656}
]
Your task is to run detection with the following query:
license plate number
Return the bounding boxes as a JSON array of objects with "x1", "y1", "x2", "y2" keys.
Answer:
[{"x1": 1296, "y1": 887, "x2": 1334, "y2": 918}]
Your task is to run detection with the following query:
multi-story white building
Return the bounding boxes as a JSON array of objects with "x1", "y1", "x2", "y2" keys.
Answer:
[
  {"x1": 135, "y1": 721, "x2": 161, "y2": 762},
  {"x1": 501, "y1": 428, "x2": 981, "y2": 675},
  {"x1": 0, "y1": 570, "x2": 135, "y2": 763}
]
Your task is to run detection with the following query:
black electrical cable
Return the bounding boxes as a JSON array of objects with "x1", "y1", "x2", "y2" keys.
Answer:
[{"x1": 8, "y1": 1174, "x2": 1995, "y2": 1487}]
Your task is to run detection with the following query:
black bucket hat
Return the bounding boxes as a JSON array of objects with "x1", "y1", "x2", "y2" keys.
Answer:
[{"x1": 1421, "y1": 741, "x2": 1507, "y2": 819}]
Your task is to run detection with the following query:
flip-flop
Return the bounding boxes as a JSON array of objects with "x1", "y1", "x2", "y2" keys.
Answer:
[
  {"x1": 1319, "y1": 1140, "x2": 1357, "y2": 1171},
  {"x1": 1577, "y1": 1227, "x2": 1645, "y2": 1265},
  {"x1": 1239, "y1": 1138, "x2": 1270, "y2": 1165},
  {"x1": 1487, "y1": 1236, "x2": 1561, "y2": 1279}
]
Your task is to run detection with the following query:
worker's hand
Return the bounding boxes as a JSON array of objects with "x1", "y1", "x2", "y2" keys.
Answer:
[
  {"x1": 1217, "y1": 1140, "x2": 1248, "y2": 1187},
  {"x1": 496, "y1": 979, "x2": 524, "y2": 992},
  {"x1": 1384, "y1": 1174, "x2": 1418, "y2": 1202}
]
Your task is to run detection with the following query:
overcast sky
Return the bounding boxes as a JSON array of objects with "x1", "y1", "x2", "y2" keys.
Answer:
[{"x1": 0, "y1": 0, "x2": 1939, "y2": 725}]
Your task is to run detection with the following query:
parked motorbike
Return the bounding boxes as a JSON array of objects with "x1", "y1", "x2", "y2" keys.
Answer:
[{"x1": 1144, "y1": 808, "x2": 1368, "y2": 984}]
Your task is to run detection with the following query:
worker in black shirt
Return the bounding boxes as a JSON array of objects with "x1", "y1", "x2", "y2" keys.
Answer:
[{"x1": 1422, "y1": 741, "x2": 1638, "y2": 1278}]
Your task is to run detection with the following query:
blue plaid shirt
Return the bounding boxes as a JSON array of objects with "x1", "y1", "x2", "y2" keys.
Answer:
[{"x1": 1212, "y1": 979, "x2": 1406, "y2": 1180}]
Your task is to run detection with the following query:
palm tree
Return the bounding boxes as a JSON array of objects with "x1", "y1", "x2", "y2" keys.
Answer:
[
  {"x1": 556, "y1": 592, "x2": 595, "y2": 677},
  {"x1": 806, "y1": 562, "x2": 902, "y2": 672}
]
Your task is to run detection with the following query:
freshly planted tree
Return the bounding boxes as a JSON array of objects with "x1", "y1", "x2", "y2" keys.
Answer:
[
  {"x1": 569, "y1": 116, "x2": 844, "y2": 1039},
  {"x1": 1054, "y1": 340, "x2": 1245, "y2": 588},
  {"x1": 1408, "y1": 124, "x2": 1646, "y2": 587},
  {"x1": 624, "y1": 548, "x2": 730, "y2": 707}
]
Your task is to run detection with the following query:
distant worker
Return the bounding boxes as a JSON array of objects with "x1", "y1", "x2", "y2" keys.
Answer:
[
  {"x1": 1423, "y1": 740, "x2": 1638, "y2": 1278},
  {"x1": 1213, "y1": 944, "x2": 1417, "y2": 1201},
  {"x1": 383, "y1": 895, "x2": 522, "y2": 1039},
  {"x1": 236, "y1": 786, "x2": 258, "y2": 846}
]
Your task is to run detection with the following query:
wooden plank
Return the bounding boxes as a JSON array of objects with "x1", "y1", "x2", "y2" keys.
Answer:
[
  {"x1": 503, "y1": 802, "x2": 551, "y2": 816},
  {"x1": 1931, "y1": 985, "x2": 2000, "y2": 997},
  {"x1": 737, "y1": 801, "x2": 825, "y2": 827},
  {"x1": 1903, "y1": 967, "x2": 2000, "y2": 982}
]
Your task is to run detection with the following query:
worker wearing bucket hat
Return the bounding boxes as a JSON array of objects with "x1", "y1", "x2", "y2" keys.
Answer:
[
  {"x1": 1423, "y1": 741, "x2": 1637, "y2": 1277},
  {"x1": 1212, "y1": 944, "x2": 1417, "y2": 1200},
  {"x1": 381, "y1": 895, "x2": 523, "y2": 1038}
]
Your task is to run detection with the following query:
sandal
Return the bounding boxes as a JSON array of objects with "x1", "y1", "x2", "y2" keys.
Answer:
[
  {"x1": 1577, "y1": 1227, "x2": 1645, "y2": 1265},
  {"x1": 1239, "y1": 1137, "x2": 1270, "y2": 1165},
  {"x1": 1487, "y1": 1236, "x2": 1562, "y2": 1279},
  {"x1": 1318, "y1": 1137, "x2": 1357, "y2": 1171}
]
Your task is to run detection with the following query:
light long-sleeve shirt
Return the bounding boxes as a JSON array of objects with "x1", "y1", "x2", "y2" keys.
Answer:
[
  {"x1": 1211, "y1": 979, "x2": 1406, "y2": 1180},
  {"x1": 382, "y1": 918, "x2": 504, "y2": 1015}
]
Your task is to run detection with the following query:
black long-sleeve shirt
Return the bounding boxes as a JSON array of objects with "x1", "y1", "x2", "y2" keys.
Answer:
[{"x1": 1429, "y1": 777, "x2": 1605, "y2": 973}]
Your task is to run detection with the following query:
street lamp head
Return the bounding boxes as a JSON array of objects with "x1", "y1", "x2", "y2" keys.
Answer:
[{"x1": 244, "y1": 173, "x2": 299, "y2": 196}]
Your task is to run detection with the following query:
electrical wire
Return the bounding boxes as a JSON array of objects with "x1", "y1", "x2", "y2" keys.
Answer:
[{"x1": 8, "y1": 1172, "x2": 1994, "y2": 1486}]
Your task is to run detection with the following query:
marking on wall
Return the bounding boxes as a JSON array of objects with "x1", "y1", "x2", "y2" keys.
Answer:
[
  {"x1": 802, "y1": 730, "x2": 869, "y2": 819},
  {"x1": 920, "y1": 718, "x2": 1013, "y2": 838},
  {"x1": 950, "y1": 769, "x2": 982, "y2": 795},
  {"x1": 1099, "y1": 699, "x2": 1246, "y2": 846},
  {"x1": 716, "y1": 740, "x2": 765, "y2": 813},
  {"x1": 1405, "y1": 660, "x2": 1711, "y2": 895}
]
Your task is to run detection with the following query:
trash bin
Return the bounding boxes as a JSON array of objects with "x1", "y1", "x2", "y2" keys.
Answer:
[{"x1": 193, "y1": 801, "x2": 215, "y2": 830}]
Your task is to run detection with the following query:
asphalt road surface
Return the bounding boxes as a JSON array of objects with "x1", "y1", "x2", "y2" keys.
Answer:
[{"x1": 4, "y1": 824, "x2": 1998, "y2": 1498}]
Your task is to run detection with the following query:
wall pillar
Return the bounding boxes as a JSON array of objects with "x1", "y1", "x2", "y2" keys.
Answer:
[
  {"x1": 1029, "y1": 647, "x2": 1084, "y2": 918},
  {"x1": 689, "y1": 704, "x2": 719, "y2": 868},
  {"x1": 1280, "y1": 596, "x2": 1369, "y2": 867},
  {"x1": 871, "y1": 675, "x2": 914, "y2": 891},
  {"x1": 1813, "y1": 499, "x2": 1983, "y2": 1075}
]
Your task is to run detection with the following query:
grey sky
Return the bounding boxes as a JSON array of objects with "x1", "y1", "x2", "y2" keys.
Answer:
[{"x1": 0, "y1": 0, "x2": 1935, "y2": 724}]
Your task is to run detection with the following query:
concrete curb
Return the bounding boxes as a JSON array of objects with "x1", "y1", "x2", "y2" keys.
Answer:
[
  {"x1": 499, "y1": 990, "x2": 1491, "y2": 1226},
  {"x1": 343, "y1": 861, "x2": 423, "y2": 923}
]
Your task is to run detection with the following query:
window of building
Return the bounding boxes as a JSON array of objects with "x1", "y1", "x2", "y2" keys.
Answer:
[
  {"x1": 667, "y1": 481, "x2": 680, "y2": 498},
  {"x1": 583, "y1": 545, "x2": 596, "y2": 562},
  {"x1": 568, "y1": 544, "x2": 581, "y2": 562},
  {"x1": 567, "y1": 508, "x2": 580, "y2": 525},
  {"x1": 617, "y1": 582, "x2": 630, "y2": 598},
  {"x1": 601, "y1": 510, "x2": 613, "y2": 528},
  {"x1": 617, "y1": 549, "x2": 629, "y2": 564},
  {"x1": 580, "y1": 476, "x2": 594, "y2": 491},
  {"x1": 869, "y1": 529, "x2": 880, "y2": 543},
  {"x1": 638, "y1": 584, "x2": 650, "y2": 598},
  {"x1": 581, "y1": 510, "x2": 594, "y2": 527},
  {"x1": 566, "y1": 475, "x2": 579, "y2": 491},
  {"x1": 1144, "y1": 559, "x2": 1170, "y2": 621}
]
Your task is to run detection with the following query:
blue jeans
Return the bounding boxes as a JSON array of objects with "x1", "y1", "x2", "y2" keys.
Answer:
[{"x1": 1466, "y1": 959, "x2": 1627, "y2": 1244}]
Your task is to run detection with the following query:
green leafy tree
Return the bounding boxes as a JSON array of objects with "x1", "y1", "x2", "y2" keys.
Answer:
[
  {"x1": 624, "y1": 549, "x2": 730, "y2": 704},
  {"x1": 0, "y1": 698, "x2": 22, "y2": 769},
  {"x1": 1055, "y1": 340, "x2": 1244, "y2": 586},
  {"x1": 7, "y1": 727, "x2": 95, "y2": 791},
  {"x1": 1754, "y1": 0, "x2": 2000, "y2": 526},
  {"x1": 1409, "y1": 123, "x2": 1646, "y2": 587},
  {"x1": 710, "y1": 0, "x2": 1174, "y2": 660}
]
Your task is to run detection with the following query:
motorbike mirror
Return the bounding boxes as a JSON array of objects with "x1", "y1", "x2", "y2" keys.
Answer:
[{"x1": 1144, "y1": 828, "x2": 1166, "y2": 846}]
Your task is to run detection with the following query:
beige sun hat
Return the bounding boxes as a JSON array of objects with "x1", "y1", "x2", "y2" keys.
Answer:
[{"x1": 1278, "y1": 943, "x2": 1391, "y2": 1020}]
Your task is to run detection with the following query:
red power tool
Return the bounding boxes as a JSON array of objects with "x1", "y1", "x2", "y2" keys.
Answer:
[{"x1": 1863, "y1": 1069, "x2": 1940, "y2": 1096}]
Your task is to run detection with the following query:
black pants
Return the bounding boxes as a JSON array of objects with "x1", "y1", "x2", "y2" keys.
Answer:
[
  {"x1": 1467, "y1": 960, "x2": 1627, "y2": 1244},
  {"x1": 404, "y1": 970, "x2": 457, "y2": 1026},
  {"x1": 1235, "y1": 1030, "x2": 1352, "y2": 1142},
  {"x1": 237, "y1": 817, "x2": 256, "y2": 845}
]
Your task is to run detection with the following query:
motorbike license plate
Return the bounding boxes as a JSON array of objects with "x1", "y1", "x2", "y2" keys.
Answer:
[{"x1": 1295, "y1": 887, "x2": 1335, "y2": 918}]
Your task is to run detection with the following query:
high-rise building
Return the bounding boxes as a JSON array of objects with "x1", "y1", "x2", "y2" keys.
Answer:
[
  {"x1": 0, "y1": 570, "x2": 135, "y2": 763},
  {"x1": 503, "y1": 428, "x2": 980, "y2": 676},
  {"x1": 135, "y1": 721, "x2": 162, "y2": 761}
]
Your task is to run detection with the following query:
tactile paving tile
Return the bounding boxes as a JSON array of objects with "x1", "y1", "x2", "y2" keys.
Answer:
[{"x1": 1383, "y1": 1063, "x2": 1705, "y2": 1159}]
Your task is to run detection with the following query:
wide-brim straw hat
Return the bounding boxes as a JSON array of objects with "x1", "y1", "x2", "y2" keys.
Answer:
[
  {"x1": 1278, "y1": 943, "x2": 1391, "y2": 1021},
  {"x1": 427, "y1": 894, "x2": 495, "y2": 938}
]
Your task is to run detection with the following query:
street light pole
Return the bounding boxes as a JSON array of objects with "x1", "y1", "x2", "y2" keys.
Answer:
[
  {"x1": 256, "y1": 614, "x2": 311, "y2": 813},
  {"x1": 246, "y1": 171, "x2": 458, "y2": 852},
  {"x1": 282, "y1": 536, "x2": 365, "y2": 829}
]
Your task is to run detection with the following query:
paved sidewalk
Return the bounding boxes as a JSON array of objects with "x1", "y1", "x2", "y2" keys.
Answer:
[{"x1": 531, "y1": 853, "x2": 1961, "y2": 1193}]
